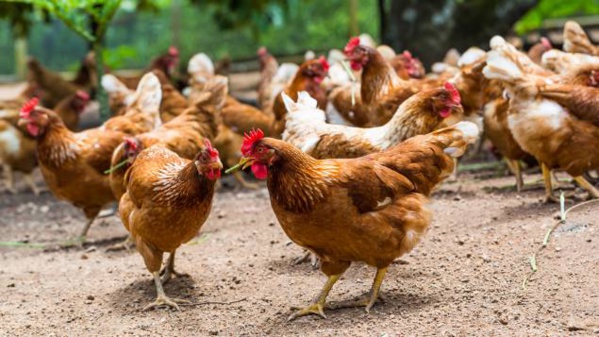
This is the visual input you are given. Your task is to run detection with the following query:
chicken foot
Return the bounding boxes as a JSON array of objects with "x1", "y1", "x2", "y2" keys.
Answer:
[
  {"x1": 543, "y1": 164, "x2": 599, "y2": 201},
  {"x1": 287, "y1": 274, "x2": 341, "y2": 321},
  {"x1": 328, "y1": 267, "x2": 388, "y2": 313},
  {"x1": 143, "y1": 271, "x2": 190, "y2": 311},
  {"x1": 542, "y1": 163, "x2": 561, "y2": 203},
  {"x1": 77, "y1": 217, "x2": 96, "y2": 243},
  {"x1": 105, "y1": 235, "x2": 135, "y2": 252},
  {"x1": 159, "y1": 250, "x2": 189, "y2": 285}
]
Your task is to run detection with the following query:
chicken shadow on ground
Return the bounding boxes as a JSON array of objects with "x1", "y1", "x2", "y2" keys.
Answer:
[
  {"x1": 267, "y1": 255, "x2": 322, "y2": 276},
  {"x1": 107, "y1": 274, "x2": 198, "y2": 314}
]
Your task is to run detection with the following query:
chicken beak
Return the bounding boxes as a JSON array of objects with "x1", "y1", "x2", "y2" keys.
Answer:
[
  {"x1": 225, "y1": 157, "x2": 253, "y2": 174},
  {"x1": 17, "y1": 118, "x2": 29, "y2": 128}
]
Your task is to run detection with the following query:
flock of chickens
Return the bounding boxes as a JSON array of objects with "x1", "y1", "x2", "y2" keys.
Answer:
[{"x1": 1, "y1": 20, "x2": 599, "y2": 320}]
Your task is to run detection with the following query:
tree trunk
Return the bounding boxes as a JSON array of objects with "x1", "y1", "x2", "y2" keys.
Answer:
[
  {"x1": 93, "y1": 40, "x2": 109, "y2": 119},
  {"x1": 14, "y1": 35, "x2": 27, "y2": 81}
]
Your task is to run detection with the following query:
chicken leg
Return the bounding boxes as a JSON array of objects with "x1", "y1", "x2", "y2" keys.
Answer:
[
  {"x1": 2, "y1": 164, "x2": 16, "y2": 194},
  {"x1": 159, "y1": 250, "x2": 189, "y2": 285},
  {"x1": 328, "y1": 267, "x2": 388, "y2": 313},
  {"x1": 143, "y1": 271, "x2": 190, "y2": 311},
  {"x1": 573, "y1": 176, "x2": 599, "y2": 199},
  {"x1": 542, "y1": 163, "x2": 560, "y2": 203},
  {"x1": 138, "y1": 241, "x2": 190, "y2": 311},
  {"x1": 504, "y1": 158, "x2": 523, "y2": 192},
  {"x1": 287, "y1": 274, "x2": 341, "y2": 321}
]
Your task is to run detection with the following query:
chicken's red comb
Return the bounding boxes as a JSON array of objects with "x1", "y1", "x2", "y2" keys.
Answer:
[
  {"x1": 76, "y1": 90, "x2": 90, "y2": 101},
  {"x1": 20, "y1": 97, "x2": 39, "y2": 118},
  {"x1": 241, "y1": 129, "x2": 264, "y2": 156},
  {"x1": 318, "y1": 56, "x2": 330, "y2": 72},
  {"x1": 344, "y1": 37, "x2": 361, "y2": 55},
  {"x1": 257, "y1": 47, "x2": 267, "y2": 56},
  {"x1": 124, "y1": 137, "x2": 138, "y2": 151},
  {"x1": 402, "y1": 50, "x2": 413, "y2": 60},
  {"x1": 204, "y1": 139, "x2": 219, "y2": 159},
  {"x1": 169, "y1": 46, "x2": 179, "y2": 56},
  {"x1": 444, "y1": 82, "x2": 461, "y2": 105},
  {"x1": 540, "y1": 37, "x2": 552, "y2": 49}
]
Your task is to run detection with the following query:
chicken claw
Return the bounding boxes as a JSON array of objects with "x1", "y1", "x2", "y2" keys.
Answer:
[
  {"x1": 144, "y1": 271, "x2": 190, "y2": 311},
  {"x1": 287, "y1": 274, "x2": 341, "y2": 321},
  {"x1": 288, "y1": 302, "x2": 327, "y2": 321},
  {"x1": 143, "y1": 295, "x2": 190, "y2": 312}
]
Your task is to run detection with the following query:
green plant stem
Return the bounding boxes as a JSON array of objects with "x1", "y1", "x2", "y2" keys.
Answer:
[{"x1": 94, "y1": 39, "x2": 110, "y2": 119}]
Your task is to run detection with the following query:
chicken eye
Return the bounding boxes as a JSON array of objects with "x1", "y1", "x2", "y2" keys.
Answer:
[{"x1": 257, "y1": 146, "x2": 264, "y2": 153}]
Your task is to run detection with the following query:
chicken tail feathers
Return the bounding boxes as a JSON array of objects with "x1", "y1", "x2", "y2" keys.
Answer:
[
  {"x1": 483, "y1": 49, "x2": 524, "y2": 84},
  {"x1": 431, "y1": 121, "x2": 480, "y2": 158},
  {"x1": 563, "y1": 21, "x2": 596, "y2": 55}
]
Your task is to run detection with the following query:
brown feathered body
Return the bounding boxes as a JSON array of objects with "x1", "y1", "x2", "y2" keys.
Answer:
[
  {"x1": 22, "y1": 108, "x2": 125, "y2": 219},
  {"x1": 119, "y1": 146, "x2": 218, "y2": 257},
  {"x1": 483, "y1": 97, "x2": 529, "y2": 161},
  {"x1": 330, "y1": 47, "x2": 419, "y2": 127},
  {"x1": 484, "y1": 47, "x2": 599, "y2": 177},
  {"x1": 256, "y1": 122, "x2": 477, "y2": 272},
  {"x1": 109, "y1": 82, "x2": 222, "y2": 200},
  {"x1": 257, "y1": 51, "x2": 280, "y2": 109},
  {"x1": 153, "y1": 70, "x2": 189, "y2": 123},
  {"x1": 282, "y1": 86, "x2": 464, "y2": 160},
  {"x1": 0, "y1": 93, "x2": 89, "y2": 182},
  {"x1": 102, "y1": 74, "x2": 162, "y2": 135},
  {"x1": 27, "y1": 59, "x2": 80, "y2": 108},
  {"x1": 222, "y1": 96, "x2": 274, "y2": 136},
  {"x1": 115, "y1": 52, "x2": 178, "y2": 90},
  {"x1": 271, "y1": 60, "x2": 328, "y2": 138},
  {"x1": 538, "y1": 84, "x2": 599, "y2": 128}
]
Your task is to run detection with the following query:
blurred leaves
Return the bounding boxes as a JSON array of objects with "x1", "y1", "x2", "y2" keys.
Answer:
[
  {"x1": 102, "y1": 44, "x2": 138, "y2": 68},
  {"x1": 0, "y1": 2, "x2": 46, "y2": 37},
  {"x1": 515, "y1": 0, "x2": 599, "y2": 34},
  {"x1": 190, "y1": 0, "x2": 296, "y2": 36}
]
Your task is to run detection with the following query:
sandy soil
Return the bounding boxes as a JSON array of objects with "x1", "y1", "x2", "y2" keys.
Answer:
[{"x1": 0, "y1": 168, "x2": 597, "y2": 337}]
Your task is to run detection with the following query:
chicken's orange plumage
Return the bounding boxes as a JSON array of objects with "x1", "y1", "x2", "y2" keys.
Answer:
[{"x1": 231, "y1": 121, "x2": 478, "y2": 320}]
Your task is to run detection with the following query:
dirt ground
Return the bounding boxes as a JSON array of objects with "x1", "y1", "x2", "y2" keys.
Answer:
[{"x1": 0, "y1": 167, "x2": 597, "y2": 337}]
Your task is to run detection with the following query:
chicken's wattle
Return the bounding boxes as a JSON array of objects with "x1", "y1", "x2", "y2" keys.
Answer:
[
  {"x1": 27, "y1": 123, "x2": 40, "y2": 136},
  {"x1": 251, "y1": 162, "x2": 268, "y2": 180},
  {"x1": 439, "y1": 109, "x2": 451, "y2": 118},
  {"x1": 350, "y1": 61, "x2": 362, "y2": 71}
]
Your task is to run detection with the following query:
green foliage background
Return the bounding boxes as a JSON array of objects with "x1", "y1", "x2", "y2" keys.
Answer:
[
  {"x1": 515, "y1": 0, "x2": 599, "y2": 34},
  {"x1": 0, "y1": 0, "x2": 379, "y2": 74}
]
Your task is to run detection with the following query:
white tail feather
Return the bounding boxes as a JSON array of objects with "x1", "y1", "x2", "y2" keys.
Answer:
[
  {"x1": 101, "y1": 74, "x2": 130, "y2": 94},
  {"x1": 457, "y1": 47, "x2": 486, "y2": 67},
  {"x1": 483, "y1": 50, "x2": 523, "y2": 83},
  {"x1": 188, "y1": 53, "x2": 214, "y2": 75}
]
